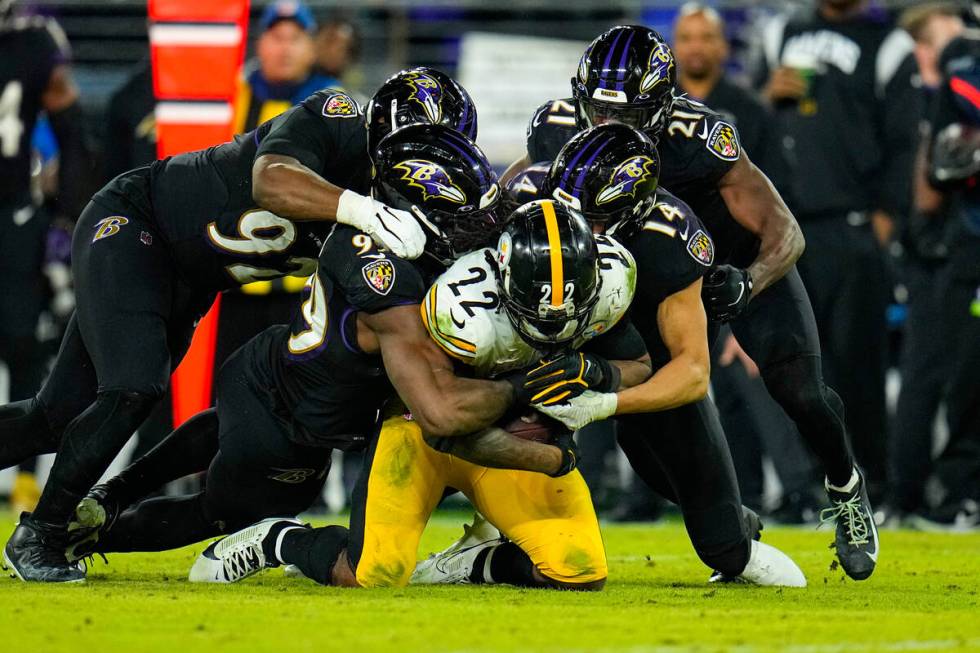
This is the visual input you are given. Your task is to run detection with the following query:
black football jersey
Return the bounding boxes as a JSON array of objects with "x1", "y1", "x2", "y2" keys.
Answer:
[
  {"x1": 0, "y1": 17, "x2": 70, "y2": 205},
  {"x1": 527, "y1": 96, "x2": 758, "y2": 267},
  {"x1": 618, "y1": 188, "x2": 715, "y2": 367},
  {"x1": 97, "y1": 90, "x2": 371, "y2": 293},
  {"x1": 244, "y1": 224, "x2": 426, "y2": 449}
]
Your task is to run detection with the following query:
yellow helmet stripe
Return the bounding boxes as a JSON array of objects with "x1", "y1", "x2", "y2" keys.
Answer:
[{"x1": 541, "y1": 200, "x2": 564, "y2": 307}]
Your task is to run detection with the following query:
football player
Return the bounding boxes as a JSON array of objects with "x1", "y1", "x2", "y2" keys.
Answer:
[
  {"x1": 0, "y1": 70, "x2": 474, "y2": 582},
  {"x1": 507, "y1": 25, "x2": 875, "y2": 581},
  {"x1": 189, "y1": 199, "x2": 652, "y2": 590},
  {"x1": 429, "y1": 125, "x2": 806, "y2": 587},
  {"x1": 60, "y1": 125, "x2": 538, "y2": 568}
]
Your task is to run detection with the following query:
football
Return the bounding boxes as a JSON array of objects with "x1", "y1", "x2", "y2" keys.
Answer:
[{"x1": 500, "y1": 411, "x2": 563, "y2": 443}]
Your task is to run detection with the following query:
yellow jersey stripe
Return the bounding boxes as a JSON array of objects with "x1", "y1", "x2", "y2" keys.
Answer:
[
  {"x1": 541, "y1": 200, "x2": 564, "y2": 306},
  {"x1": 421, "y1": 288, "x2": 477, "y2": 359}
]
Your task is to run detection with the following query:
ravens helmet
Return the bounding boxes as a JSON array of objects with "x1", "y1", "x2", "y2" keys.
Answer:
[
  {"x1": 501, "y1": 161, "x2": 550, "y2": 215},
  {"x1": 366, "y1": 67, "x2": 478, "y2": 158},
  {"x1": 542, "y1": 123, "x2": 660, "y2": 240},
  {"x1": 572, "y1": 25, "x2": 676, "y2": 136},
  {"x1": 373, "y1": 123, "x2": 502, "y2": 269},
  {"x1": 496, "y1": 200, "x2": 601, "y2": 348}
]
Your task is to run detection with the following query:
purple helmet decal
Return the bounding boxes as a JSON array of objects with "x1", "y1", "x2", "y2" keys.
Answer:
[
  {"x1": 393, "y1": 159, "x2": 467, "y2": 204},
  {"x1": 595, "y1": 155, "x2": 657, "y2": 205},
  {"x1": 404, "y1": 71, "x2": 443, "y2": 123},
  {"x1": 639, "y1": 43, "x2": 674, "y2": 95}
]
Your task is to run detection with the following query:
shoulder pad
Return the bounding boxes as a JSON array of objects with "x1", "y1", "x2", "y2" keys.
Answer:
[
  {"x1": 304, "y1": 90, "x2": 362, "y2": 119},
  {"x1": 422, "y1": 250, "x2": 498, "y2": 366},
  {"x1": 585, "y1": 235, "x2": 637, "y2": 339},
  {"x1": 321, "y1": 226, "x2": 425, "y2": 311},
  {"x1": 664, "y1": 98, "x2": 741, "y2": 163}
]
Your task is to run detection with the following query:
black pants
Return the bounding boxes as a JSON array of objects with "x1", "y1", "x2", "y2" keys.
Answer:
[
  {"x1": 793, "y1": 217, "x2": 886, "y2": 488},
  {"x1": 97, "y1": 348, "x2": 332, "y2": 552},
  {"x1": 934, "y1": 259, "x2": 980, "y2": 506},
  {"x1": 0, "y1": 200, "x2": 49, "y2": 474},
  {"x1": 710, "y1": 327, "x2": 816, "y2": 510},
  {"x1": 0, "y1": 171, "x2": 215, "y2": 525},
  {"x1": 889, "y1": 259, "x2": 951, "y2": 512},
  {"x1": 616, "y1": 399, "x2": 751, "y2": 577}
]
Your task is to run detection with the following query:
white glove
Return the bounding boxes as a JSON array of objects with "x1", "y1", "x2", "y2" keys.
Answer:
[
  {"x1": 535, "y1": 390, "x2": 618, "y2": 431},
  {"x1": 336, "y1": 189, "x2": 426, "y2": 259}
]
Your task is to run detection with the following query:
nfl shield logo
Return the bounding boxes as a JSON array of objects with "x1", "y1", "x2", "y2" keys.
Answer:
[{"x1": 362, "y1": 259, "x2": 396, "y2": 295}]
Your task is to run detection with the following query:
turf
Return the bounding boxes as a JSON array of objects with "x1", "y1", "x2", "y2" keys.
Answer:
[{"x1": 0, "y1": 510, "x2": 978, "y2": 653}]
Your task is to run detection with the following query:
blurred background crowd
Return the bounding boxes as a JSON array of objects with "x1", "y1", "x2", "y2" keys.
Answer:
[{"x1": 0, "y1": 0, "x2": 977, "y2": 532}]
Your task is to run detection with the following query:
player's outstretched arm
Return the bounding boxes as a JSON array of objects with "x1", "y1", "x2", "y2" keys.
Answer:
[
  {"x1": 253, "y1": 154, "x2": 425, "y2": 259},
  {"x1": 364, "y1": 305, "x2": 514, "y2": 438},
  {"x1": 717, "y1": 152, "x2": 804, "y2": 295},
  {"x1": 614, "y1": 278, "x2": 710, "y2": 414}
]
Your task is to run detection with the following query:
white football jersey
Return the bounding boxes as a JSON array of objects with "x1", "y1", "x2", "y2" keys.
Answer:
[{"x1": 422, "y1": 235, "x2": 636, "y2": 378}]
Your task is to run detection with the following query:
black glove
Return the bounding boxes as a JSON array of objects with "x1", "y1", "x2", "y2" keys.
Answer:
[
  {"x1": 548, "y1": 430, "x2": 580, "y2": 477},
  {"x1": 513, "y1": 352, "x2": 620, "y2": 407},
  {"x1": 702, "y1": 265, "x2": 753, "y2": 323}
]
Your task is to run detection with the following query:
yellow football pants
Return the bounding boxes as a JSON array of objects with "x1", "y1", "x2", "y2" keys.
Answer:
[{"x1": 349, "y1": 415, "x2": 607, "y2": 588}]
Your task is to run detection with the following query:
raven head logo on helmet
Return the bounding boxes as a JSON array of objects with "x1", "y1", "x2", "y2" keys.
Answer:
[
  {"x1": 393, "y1": 160, "x2": 467, "y2": 204},
  {"x1": 404, "y1": 71, "x2": 444, "y2": 123},
  {"x1": 542, "y1": 123, "x2": 660, "y2": 240},
  {"x1": 373, "y1": 124, "x2": 502, "y2": 271},
  {"x1": 366, "y1": 67, "x2": 478, "y2": 159},
  {"x1": 495, "y1": 200, "x2": 601, "y2": 350},
  {"x1": 572, "y1": 25, "x2": 677, "y2": 138}
]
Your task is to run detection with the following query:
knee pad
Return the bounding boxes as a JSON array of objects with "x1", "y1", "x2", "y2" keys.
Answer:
[{"x1": 684, "y1": 503, "x2": 751, "y2": 577}]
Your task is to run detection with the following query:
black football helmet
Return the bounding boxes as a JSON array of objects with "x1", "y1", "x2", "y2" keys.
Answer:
[
  {"x1": 495, "y1": 200, "x2": 601, "y2": 349},
  {"x1": 373, "y1": 123, "x2": 502, "y2": 269},
  {"x1": 366, "y1": 67, "x2": 478, "y2": 158},
  {"x1": 501, "y1": 161, "x2": 550, "y2": 215},
  {"x1": 572, "y1": 25, "x2": 676, "y2": 136},
  {"x1": 541, "y1": 123, "x2": 660, "y2": 240}
]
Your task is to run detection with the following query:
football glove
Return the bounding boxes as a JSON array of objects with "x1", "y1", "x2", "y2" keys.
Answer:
[
  {"x1": 336, "y1": 189, "x2": 426, "y2": 259},
  {"x1": 549, "y1": 431, "x2": 580, "y2": 478},
  {"x1": 702, "y1": 265, "x2": 753, "y2": 323},
  {"x1": 536, "y1": 391, "x2": 618, "y2": 431},
  {"x1": 521, "y1": 352, "x2": 620, "y2": 406}
]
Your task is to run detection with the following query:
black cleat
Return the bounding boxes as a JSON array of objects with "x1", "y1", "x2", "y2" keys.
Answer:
[
  {"x1": 66, "y1": 483, "x2": 123, "y2": 563},
  {"x1": 821, "y1": 470, "x2": 879, "y2": 581},
  {"x1": 3, "y1": 513, "x2": 86, "y2": 583}
]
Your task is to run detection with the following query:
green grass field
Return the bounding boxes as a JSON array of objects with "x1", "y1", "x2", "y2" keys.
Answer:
[{"x1": 0, "y1": 510, "x2": 978, "y2": 653}]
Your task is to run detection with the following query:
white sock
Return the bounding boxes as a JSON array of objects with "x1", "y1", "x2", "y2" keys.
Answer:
[
  {"x1": 480, "y1": 543, "x2": 502, "y2": 584},
  {"x1": 827, "y1": 468, "x2": 860, "y2": 494}
]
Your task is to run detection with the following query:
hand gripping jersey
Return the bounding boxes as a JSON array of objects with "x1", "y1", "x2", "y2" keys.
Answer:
[
  {"x1": 93, "y1": 90, "x2": 371, "y2": 293},
  {"x1": 243, "y1": 224, "x2": 426, "y2": 449},
  {"x1": 527, "y1": 96, "x2": 757, "y2": 267},
  {"x1": 422, "y1": 235, "x2": 636, "y2": 379}
]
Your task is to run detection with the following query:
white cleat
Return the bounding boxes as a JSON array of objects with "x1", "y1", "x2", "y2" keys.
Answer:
[
  {"x1": 411, "y1": 513, "x2": 503, "y2": 585},
  {"x1": 728, "y1": 540, "x2": 806, "y2": 587},
  {"x1": 189, "y1": 518, "x2": 304, "y2": 584},
  {"x1": 283, "y1": 564, "x2": 307, "y2": 579}
]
